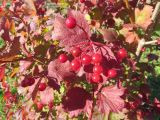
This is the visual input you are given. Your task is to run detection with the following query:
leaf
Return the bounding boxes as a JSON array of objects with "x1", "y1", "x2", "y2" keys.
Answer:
[
  {"x1": 100, "y1": 29, "x2": 118, "y2": 42},
  {"x1": 48, "y1": 59, "x2": 75, "y2": 82},
  {"x1": 19, "y1": 60, "x2": 32, "y2": 73},
  {"x1": 92, "y1": 107, "x2": 108, "y2": 120},
  {"x1": 22, "y1": 0, "x2": 37, "y2": 16},
  {"x1": 0, "y1": 66, "x2": 5, "y2": 81},
  {"x1": 40, "y1": 87, "x2": 54, "y2": 105},
  {"x1": 151, "y1": 23, "x2": 160, "y2": 40},
  {"x1": 120, "y1": 24, "x2": 140, "y2": 44},
  {"x1": 0, "y1": 38, "x2": 20, "y2": 61},
  {"x1": 0, "y1": 37, "x2": 5, "y2": 49},
  {"x1": 62, "y1": 87, "x2": 93, "y2": 117},
  {"x1": 47, "y1": 77, "x2": 60, "y2": 91},
  {"x1": 96, "y1": 85, "x2": 125, "y2": 115},
  {"x1": 52, "y1": 10, "x2": 90, "y2": 52},
  {"x1": 10, "y1": 20, "x2": 16, "y2": 35},
  {"x1": 135, "y1": 5, "x2": 153, "y2": 30},
  {"x1": 109, "y1": 109, "x2": 128, "y2": 120},
  {"x1": 4, "y1": 18, "x2": 11, "y2": 30}
]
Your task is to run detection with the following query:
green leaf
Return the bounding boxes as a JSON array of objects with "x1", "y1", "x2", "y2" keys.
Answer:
[
  {"x1": 0, "y1": 37, "x2": 5, "y2": 49},
  {"x1": 151, "y1": 24, "x2": 160, "y2": 40},
  {"x1": 109, "y1": 111, "x2": 127, "y2": 120}
]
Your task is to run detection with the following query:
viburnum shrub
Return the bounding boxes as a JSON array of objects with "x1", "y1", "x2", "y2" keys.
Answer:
[{"x1": 0, "y1": 0, "x2": 160, "y2": 119}]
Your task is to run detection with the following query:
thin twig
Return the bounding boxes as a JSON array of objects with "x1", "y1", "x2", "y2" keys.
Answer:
[
  {"x1": 145, "y1": 40, "x2": 158, "y2": 45},
  {"x1": 124, "y1": 0, "x2": 134, "y2": 24},
  {"x1": 136, "y1": 39, "x2": 145, "y2": 56}
]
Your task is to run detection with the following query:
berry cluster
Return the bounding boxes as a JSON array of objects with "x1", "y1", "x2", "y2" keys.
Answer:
[
  {"x1": 58, "y1": 47, "x2": 128, "y2": 83},
  {"x1": 21, "y1": 78, "x2": 47, "y2": 91}
]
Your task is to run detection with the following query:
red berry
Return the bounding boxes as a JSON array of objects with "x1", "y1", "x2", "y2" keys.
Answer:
[
  {"x1": 117, "y1": 48, "x2": 127, "y2": 59},
  {"x1": 93, "y1": 65, "x2": 103, "y2": 74},
  {"x1": 81, "y1": 54, "x2": 92, "y2": 65},
  {"x1": 92, "y1": 74, "x2": 102, "y2": 83},
  {"x1": 58, "y1": 54, "x2": 68, "y2": 63},
  {"x1": 27, "y1": 78, "x2": 35, "y2": 86},
  {"x1": 71, "y1": 59, "x2": 81, "y2": 71},
  {"x1": 80, "y1": 0, "x2": 85, "y2": 3},
  {"x1": 48, "y1": 102, "x2": 54, "y2": 110},
  {"x1": 36, "y1": 102, "x2": 43, "y2": 111},
  {"x1": 108, "y1": 69, "x2": 117, "y2": 78},
  {"x1": 71, "y1": 47, "x2": 81, "y2": 57},
  {"x1": 65, "y1": 17, "x2": 76, "y2": 29},
  {"x1": 21, "y1": 79, "x2": 29, "y2": 87},
  {"x1": 0, "y1": 7, "x2": 3, "y2": 13},
  {"x1": 92, "y1": 53, "x2": 102, "y2": 64},
  {"x1": 38, "y1": 83, "x2": 46, "y2": 91}
]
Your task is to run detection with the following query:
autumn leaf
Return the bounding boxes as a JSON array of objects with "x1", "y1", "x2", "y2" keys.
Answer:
[
  {"x1": 120, "y1": 24, "x2": 140, "y2": 44},
  {"x1": 19, "y1": 61, "x2": 32, "y2": 73},
  {"x1": 40, "y1": 87, "x2": 54, "y2": 105},
  {"x1": 96, "y1": 85, "x2": 125, "y2": 115},
  {"x1": 62, "y1": 87, "x2": 93, "y2": 117},
  {"x1": 5, "y1": 18, "x2": 11, "y2": 30},
  {"x1": 100, "y1": 29, "x2": 118, "y2": 42},
  {"x1": 10, "y1": 20, "x2": 16, "y2": 35},
  {"x1": 22, "y1": 0, "x2": 37, "y2": 16},
  {"x1": 0, "y1": 66, "x2": 5, "y2": 81},
  {"x1": 135, "y1": 5, "x2": 153, "y2": 30},
  {"x1": 48, "y1": 59, "x2": 75, "y2": 82},
  {"x1": 52, "y1": 9, "x2": 90, "y2": 52}
]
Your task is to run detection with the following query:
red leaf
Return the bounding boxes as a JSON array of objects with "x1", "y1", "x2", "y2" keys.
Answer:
[
  {"x1": 19, "y1": 61, "x2": 32, "y2": 73},
  {"x1": 97, "y1": 85, "x2": 125, "y2": 115},
  {"x1": 62, "y1": 87, "x2": 93, "y2": 117},
  {"x1": 0, "y1": 66, "x2": 5, "y2": 81},
  {"x1": 52, "y1": 10, "x2": 90, "y2": 52},
  {"x1": 40, "y1": 87, "x2": 54, "y2": 105},
  {"x1": 48, "y1": 59, "x2": 75, "y2": 82}
]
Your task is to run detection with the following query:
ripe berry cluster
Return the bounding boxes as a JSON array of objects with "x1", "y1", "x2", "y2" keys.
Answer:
[
  {"x1": 58, "y1": 47, "x2": 127, "y2": 83},
  {"x1": 21, "y1": 78, "x2": 47, "y2": 91}
]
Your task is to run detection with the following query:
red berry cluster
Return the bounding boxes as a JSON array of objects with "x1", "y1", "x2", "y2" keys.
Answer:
[
  {"x1": 21, "y1": 78, "x2": 47, "y2": 91},
  {"x1": 21, "y1": 78, "x2": 35, "y2": 87},
  {"x1": 58, "y1": 47, "x2": 128, "y2": 83}
]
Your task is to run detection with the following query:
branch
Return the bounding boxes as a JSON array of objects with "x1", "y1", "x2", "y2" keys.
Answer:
[
  {"x1": 136, "y1": 2, "x2": 160, "y2": 57},
  {"x1": 145, "y1": 40, "x2": 158, "y2": 45},
  {"x1": 151, "y1": 2, "x2": 160, "y2": 22},
  {"x1": 136, "y1": 39, "x2": 145, "y2": 56}
]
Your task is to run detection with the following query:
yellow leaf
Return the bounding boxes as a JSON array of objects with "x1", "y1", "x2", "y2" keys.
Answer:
[
  {"x1": 10, "y1": 67, "x2": 19, "y2": 78},
  {"x1": 135, "y1": 5, "x2": 153, "y2": 29},
  {"x1": 10, "y1": 20, "x2": 16, "y2": 35}
]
